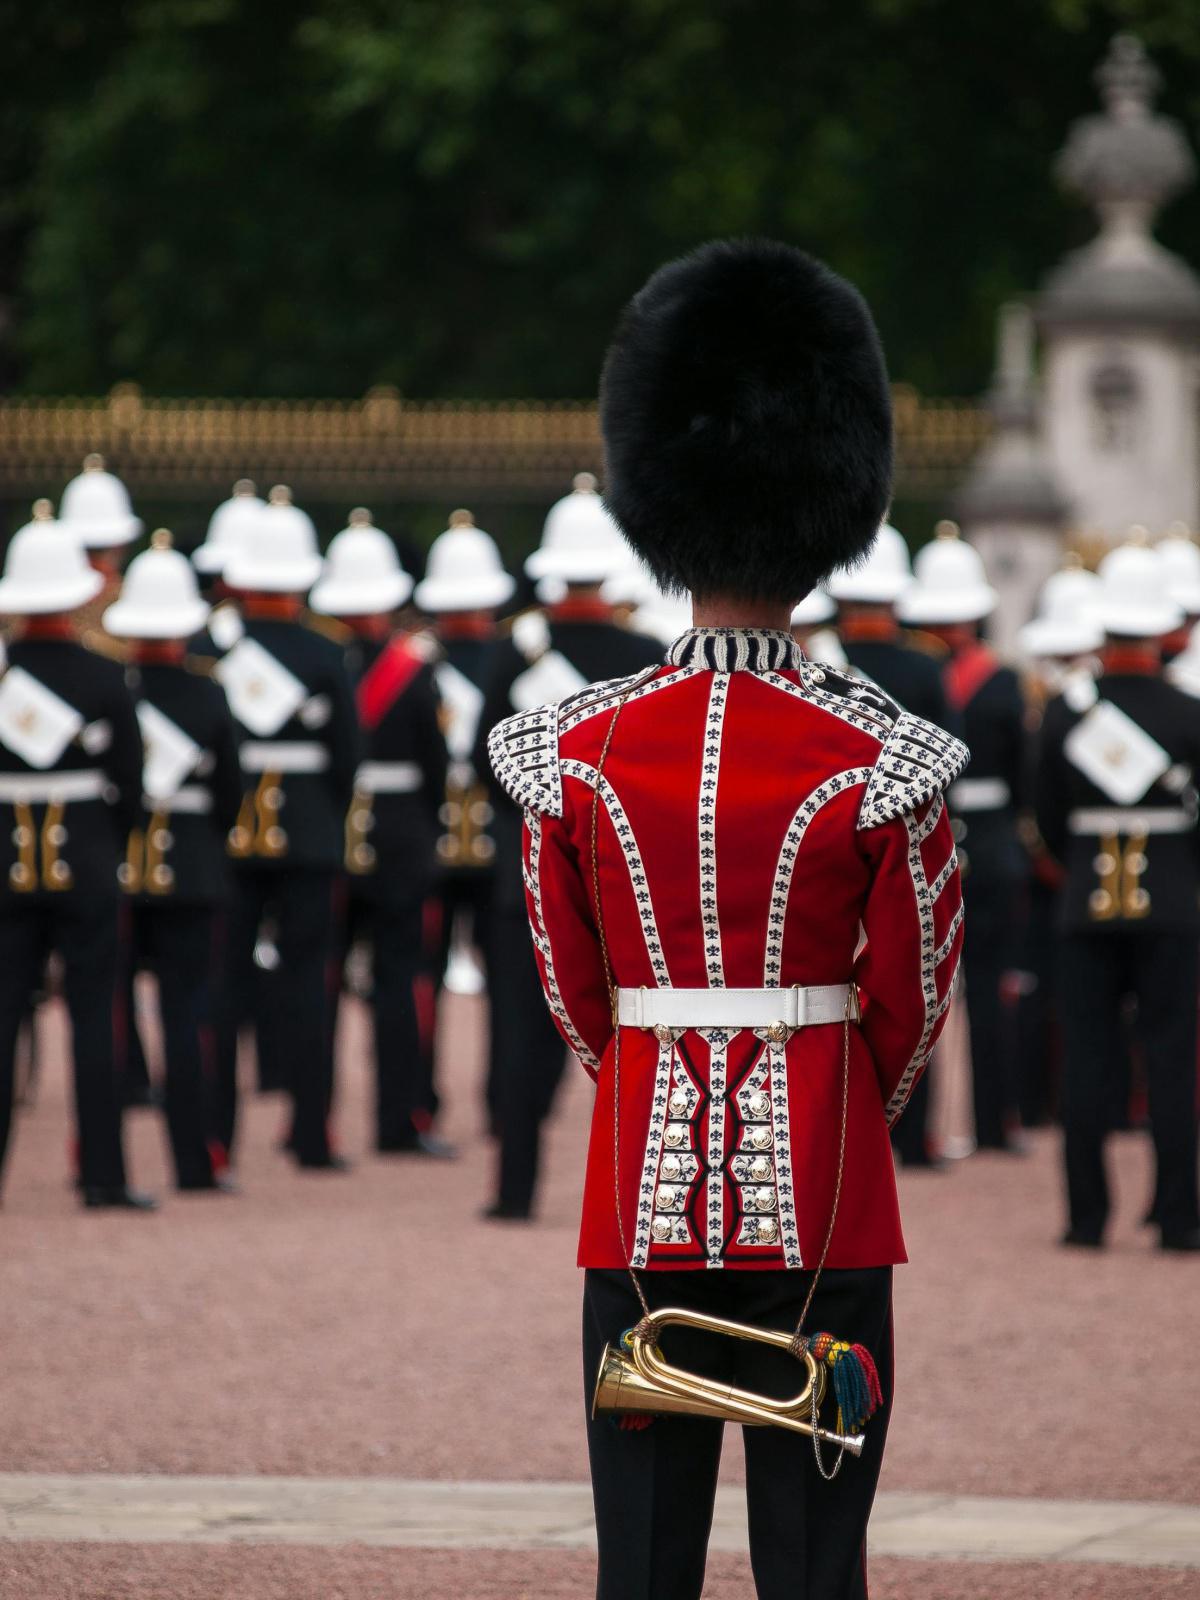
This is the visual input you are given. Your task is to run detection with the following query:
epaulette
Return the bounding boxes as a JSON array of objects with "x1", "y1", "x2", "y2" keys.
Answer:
[
  {"x1": 487, "y1": 702, "x2": 562, "y2": 816},
  {"x1": 857, "y1": 710, "x2": 969, "y2": 830}
]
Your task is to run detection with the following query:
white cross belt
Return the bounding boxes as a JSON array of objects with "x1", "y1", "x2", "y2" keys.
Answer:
[
  {"x1": 616, "y1": 983, "x2": 859, "y2": 1032},
  {"x1": 355, "y1": 761, "x2": 423, "y2": 794}
]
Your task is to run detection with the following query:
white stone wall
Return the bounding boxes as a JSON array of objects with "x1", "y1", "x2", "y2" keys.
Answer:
[{"x1": 1042, "y1": 331, "x2": 1200, "y2": 538}]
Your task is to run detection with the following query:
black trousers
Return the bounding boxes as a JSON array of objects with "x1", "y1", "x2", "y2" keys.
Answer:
[
  {"x1": 123, "y1": 904, "x2": 219, "y2": 1188},
  {"x1": 0, "y1": 895, "x2": 127, "y2": 1193},
  {"x1": 335, "y1": 892, "x2": 433, "y2": 1149},
  {"x1": 1058, "y1": 930, "x2": 1200, "y2": 1240},
  {"x1": 584, "y1": 1266, "x2": 893, "y2": 1600},
  {"x1": 488, "y1": 903, "x2": 567, "y2": 1212},
  {"x1": 961, "y1": 876, "x2": 1018, "y2": 1147},
  {"x1": 214, "y1": 867, "x2": 336, "y2": 1166}
]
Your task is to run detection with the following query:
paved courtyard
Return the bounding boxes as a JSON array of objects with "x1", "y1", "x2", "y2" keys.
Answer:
[{"x1": 0, "y1": 990, "x2": 1197, "y2": 1598}]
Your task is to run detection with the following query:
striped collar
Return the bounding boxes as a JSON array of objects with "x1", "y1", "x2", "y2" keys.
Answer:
[{"x1": 666, "y1": 627, "x2": 806, "y2": 673}]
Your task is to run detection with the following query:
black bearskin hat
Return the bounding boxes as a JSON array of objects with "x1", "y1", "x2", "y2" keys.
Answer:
[{"x1": 599, "y1": 238, "x2": 893, "y2": 601}]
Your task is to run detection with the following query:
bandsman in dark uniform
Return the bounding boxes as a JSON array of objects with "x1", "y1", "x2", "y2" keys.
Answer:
[
  {"x1": 0, "y1": 505, "x2": 154, "y2": 1209},
  {"x1": 103, "y1": 534, "x2": 243, "y2": 1191},
  {"x1": 477, "y1": 473, "x2": 662, "y2": 1220},
  {"x1": 1036, "y1": 540, "x2": 1200, "y2": 1251},
  {"x1": 214, "y1": 487, "x2": 360, "y2": 1170},
  {"x1": 1156, "y1": 524, "x2": 1200, "y2": 666},
  {"x1": 413, "y1": 512, "x2": 514, "y2": 1023},
  {"x1": 828, "y1": 521, "x2": 958, "y2": 1167},
  {"x1": 56, "y1": 453, "x2": 143, "y2": 645},
  {"x1": 310, "y1": 512, "x2": 452, "y2": 1155},
  {"x1": 900, "y1": 524, "x2": 1027, "y2": 1153}
]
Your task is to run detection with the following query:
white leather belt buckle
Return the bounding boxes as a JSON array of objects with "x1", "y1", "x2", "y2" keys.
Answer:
[{"x1": 615, "y1": 983, "x2": 858, "y2": 1035}]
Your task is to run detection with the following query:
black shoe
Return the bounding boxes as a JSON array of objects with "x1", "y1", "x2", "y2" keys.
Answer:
[
  {"x1": 1060, "y1": 1227, "x2": 1104, "y2": 1250},
  {"x1": 296, "y1": 1153, "x2": 352, "y2": 1172},
  {"x1": 82, "y1": 1185, "x2": 158, "y2": 1211},
  {"x1": 1160, "y1": 1229, "x2": 1200, "y2": 1253},
  {"x1": 377, "y1": 1132, "x2": 458, "y2": 1160},
  {"x1": 483, "y1": 1200, "x2": 533, "y2": 1222}
]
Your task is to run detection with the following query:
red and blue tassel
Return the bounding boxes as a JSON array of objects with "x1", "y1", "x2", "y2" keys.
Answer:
[{"x1": 800, "y1": 1333, "x2": 883, "y2": 1433}]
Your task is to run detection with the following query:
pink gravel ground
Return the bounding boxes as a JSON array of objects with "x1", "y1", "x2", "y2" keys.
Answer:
[
  {"x1": 1, "y1": 989, "x2": 1198, "y2": 1598},
  {"x1": 0, "y1": 1547, "x2": 1196, "y2": 1600}
]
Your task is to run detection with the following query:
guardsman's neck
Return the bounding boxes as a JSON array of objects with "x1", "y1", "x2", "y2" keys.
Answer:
[{"x1": 691, "y1": 596, "x2": 792, "y2": 631}]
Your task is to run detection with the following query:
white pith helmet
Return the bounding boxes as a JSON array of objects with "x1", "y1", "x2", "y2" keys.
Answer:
[
  {"x1": 827, "y1": 522, "x2": 912, "y2": 605},
  {"x1": 413, "y1": 510, "x2": 516, "y2": 612},
  {"x1": 525, "y1": 472, "x2": 629, "y2": 585},
  {"x1": 897, "y1": 522, "x2": 998, "y2": 626},
  {"x1": 192, "y1": 480, "x2": 266, "y2": 576},
  {"x1": 1095, "y1": 532, "x2": 1182, "y2": 638},
  {"x1": 1156, "y1": 523, "x2": 1200, "y2": 617},
  {"x1": 791, "y1": 589, "x2": 836, "y2": 626},
  {"x1": 309, "y1": 509, "x2": 414, "y2": 615},
  {"x1": 222, "y1": 484, "x2": 322, "y2": 593},
  {"x1": 103, "y1": 530, "x2": 211, "y2": 638},
  {"x1": 0, "y1": 500, "x2": 104, "y2": 614},
  {"x1": 57, "y1": 453, "x2": 142, "y2": 549},
  {"x1": 1016, "y1": 560, "x2": 1104, "y2": 659}
]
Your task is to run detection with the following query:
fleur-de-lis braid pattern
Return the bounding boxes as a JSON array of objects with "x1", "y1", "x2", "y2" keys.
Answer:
[
  {"x1": 767, "y1": 1039, "x2": 802, "y2": 1267},
  {"x1": 884, "y1": 812, "x2": 940, "y2": 1125},
  {"x1": 760, "y1": 667, "x2": 895, "y2": 743},
  {"x1": 558, "y1": 665, "x2": 697, "y2": 736},
  {"x1": 701, "y1": 1028, "x2": 730, "y2": 1266},
  {"x1": 764, "y1": 768, "x2": 874, "y2": 984},
  {"x1": 524, "y1": 812, "x2": 599, "y2": 1072},
  {"x1": 631, "y1": 1033, "x2": 676, "y2": 1267},
  {"x1": 486, "y1": 701, "x2": 562, "y2": 815},
  {"x1": 561, "y1": 758, "x2": 670, "y2": 987},
  {"x1": 934, "y1": 902, "x2": 965, "y2": 966},
  {"x1": 928, "y1": 848, "x2": 959, "y2": 902},
  {"x1": 699, "y1": 675, "x2": 729, "y2": 987}
]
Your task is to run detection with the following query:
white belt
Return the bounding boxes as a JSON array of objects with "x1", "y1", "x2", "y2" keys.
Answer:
[
  {"x1": 1068, "y1": 806, "x2": 1194, "y2": 836},
  {"x1": 616, "y1": 984, "x2": 859, "y2": 1031},
  {"x1": 143, "y1": 785, "x2": 212, "y2": 815},
  {"x1": 949, "y1": 777, "x2": 1011, "y2": 812},
  {"x1": 356, "y1": 760, "x2": 423, "y2": 795},
  {"x1": 0, "y1": 770, "x2": 106, "y2": 804},
  {"x1": 240, "y1": 741, "x2": 330, "y2": 774}
]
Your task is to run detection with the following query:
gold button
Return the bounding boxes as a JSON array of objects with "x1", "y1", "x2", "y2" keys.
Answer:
[
  {"x1": 748, "y1": 1092, "x2": 770, "y2": 1118},
  {"x1": 228, "y1": 826, "x2": 249, "y2": 850},
  {"x1": 151, "y1": 865, "x2": 174, "y2": 889},
  {"x1": 668, "y1": 1090, "x2": 690, "y2": 1117},
  {"x1": 750, "y1": 1127, "x2": 772, "y2": 1150},
  {"x1": 436, "y1": 837, "x2": 459, "y2": 861},
  {"x1": 1127, "y1": 852, "x2": 1147, "y2": 874},
  {"x1": 263, "y1": 787, "x2": 284, "y2": 808},
  {"x1": 11, "y1": 827, "x2": 30, "y2": 846},
  {"x1": 765, "y1": 1021, "x2": 789, "y2": 1045},
  {"x1": 664, "y1": 1124, "x2": 686, "y2": 1148},
  {"x1": 8, "y1": 864, "x2": 32, "y2": 888},
  {"x1": 353, "y1": 844, "x2": 376, "y2": 868},
  {"x1": 48, "y1": 861, "x2": 70, "y2": 884},
  {"x1": 752, "y1": 1186, "x2": 776, "y2": 1211},
  {"x1": 756, "y1": 1217, "x2": 779, "y2": 1243},
  {"x1": 117, "y1": 863, "x2": 136, "y2": 887},
  {"x1": 660, "y1": 1155, "x2": 683, "y2": 1182},
  {"x1": 656, "y1": 1185, "x2": 678, "y2": 1209},
  {"x1": 1093, "y1": 853, "x2": 1115, "y2": 875},
  {"x1": 265, "y1": 826, "x2": 287, "y2": 851},
  {"x1": 1128, "y1": 887, "x2": 1151, "y2": 912},
  {"x1": 750, "y1": 1156, "x2": 772, "y2": 1182},
  {"x1": 1089, "y1": 889, "x2": 1112, "y2": 914},
  {"x1": 152, "y1": 829, "x2": 172, "y2": 850},
  {"x1": 651, "y1": 1218, "x2": 672, "y2": 1243},
  {"x1": 47, "y1": 824, "x2": 67, "y2": 846},
  {"x1": 653, "y1": 1022, "x2": 674, "y2": 1043}
]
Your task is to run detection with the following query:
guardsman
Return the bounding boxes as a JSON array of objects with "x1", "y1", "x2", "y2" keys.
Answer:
[
  {"x1": 477, "y1": 474, "x2": 661, "y2": 1221},
  {"x1": 0, "y1": 505, "x2": 154, "y2": 1209},
  {"x1": 900, "y1": 525, "x2": 1027, "y2": 1153},
  {"x1": 214, "y1": 486, "x2": 360, "y2": 1170},
  {"x1": 190, "y1": 480, "x2": 265, "y2": 659},
  {"x1": 829, "y1": 521, "x2": 959, "y2": 1167},
  {"x1": 103, "y1": 534, "x2": 243, "y2": 1190},
  {"x1": 413, "y1": 511, "x2": 514, "y2": 1010},
  {"x1": 1036, "y1": 540, "x2": 1200, "y2": 1251},
  {"x1": 310, "y1": 512, "x2": 452, "y2": 1155},
  {"x1": 488, "y1": 240, "x2": 966, "y2": 1598}
]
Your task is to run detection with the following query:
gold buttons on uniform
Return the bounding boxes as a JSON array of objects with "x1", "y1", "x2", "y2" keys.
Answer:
[
  {"x1": 664, "y1": 1124, "x2": 686, "y2": 1148},
  {"x1": 47, "y1": 861, "x2": 71, "y2": 887},
  {"x1": 755, "y1": 1217, "x2": 779, "y2": 1244},
  {"x1": 150, "y1": 865, "x2": 174, "y2": 890},
  {"x1": 749, "y1": 1156, "x2": 772, "y2": 1182},
  {"x1": 11, "y1": 827, "x2": 30, "y2": 847},
  {"x1": 151, "y1": 829, "x2": 172, "y2": 850},
  {"x1": 653, "y1": 1022, "x2": 674, "y2": 1043},
  {"x1": 8, "y1": 864, "x2": 34, "y2": 890},
  {"x1": 1089, "y1": 889, "x2": 1113, "y2": 915},
  {"x1": 660, "y1": 1154, "x2": 683, "y2": 1182},
  {"x1": 668, "y1": 1089, "x2": 690, "y2": 1117},
  {"x1": 764, "y1": 1021, "x2": 789, "y2": 1045},
  {"x1": 117, "y1": 862, "x2": 137, "y2": 887},
  {"x1": 352, "y1": 843, "x2": 377, "y2": 869},
  {"x1": 265, "y1": 826, "x2": 287, "y2": 852},
  {"x1": 1093, "y1": 853, "x2": 1115, "y2": 875},
  {"x1": 651, "y1": 1218, "x2": 672, "y2": 1243}
]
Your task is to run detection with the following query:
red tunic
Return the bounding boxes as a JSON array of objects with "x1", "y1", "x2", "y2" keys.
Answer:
[{"x1": 489, "y1": 627, "x2": 967, "y2": 1271}]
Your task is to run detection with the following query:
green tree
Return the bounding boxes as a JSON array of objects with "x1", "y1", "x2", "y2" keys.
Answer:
[{"x1": 6, "y1": 0, "x2": 1200, "y2": 400}]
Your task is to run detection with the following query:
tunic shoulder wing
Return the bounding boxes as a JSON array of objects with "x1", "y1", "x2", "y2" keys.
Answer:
[{"x1": 857, "y1": 709, "x2": 969, "y2": 830}]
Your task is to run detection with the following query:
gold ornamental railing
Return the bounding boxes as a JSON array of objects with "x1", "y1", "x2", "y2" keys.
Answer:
[{"x1": 0, "y1": 381, "x2": 988, "y2": 502}]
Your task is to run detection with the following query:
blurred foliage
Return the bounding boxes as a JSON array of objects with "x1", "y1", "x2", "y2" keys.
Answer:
[{"x1": 3, "y1": 0, "x2": 1200, "y2": 400}]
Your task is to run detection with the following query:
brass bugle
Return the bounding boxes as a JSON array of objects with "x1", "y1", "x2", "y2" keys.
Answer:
[{"x1": 592, "y1": 1306, "x2": 866, "y2": 1456}]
